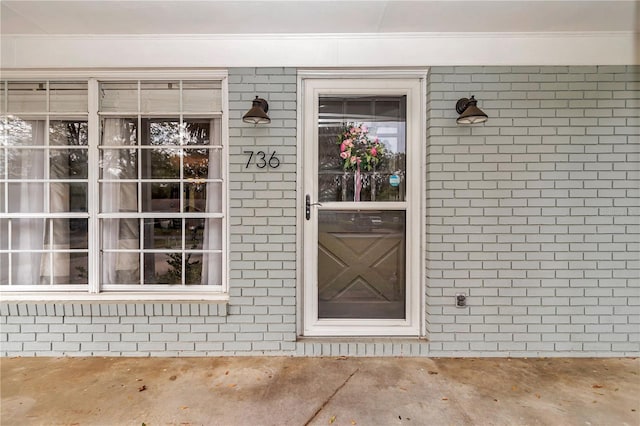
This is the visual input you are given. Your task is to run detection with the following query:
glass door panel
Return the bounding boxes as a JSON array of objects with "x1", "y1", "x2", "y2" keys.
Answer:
[
  {"x1": 316, "y1": 95, "x2": 408, "y2": 320},
  {"x1": 318, "y1": 96, "x2": 407, "y2": 203}
]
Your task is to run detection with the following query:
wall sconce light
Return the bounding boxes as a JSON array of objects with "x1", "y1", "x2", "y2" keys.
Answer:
[
  {"x1": 242, "y1": 96, "x2": 271, "y2": 124},
  {"x1": 455, "y1": 95, "x2": 488, "y2": 124}
]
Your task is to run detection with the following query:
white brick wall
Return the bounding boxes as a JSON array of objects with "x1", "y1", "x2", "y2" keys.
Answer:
[
  {"x1": 1, "y1": 65, "x2": 638, "y2": 357},
  {"x1": 426, "y1": 65, "x2": 639, "y2": 356}
]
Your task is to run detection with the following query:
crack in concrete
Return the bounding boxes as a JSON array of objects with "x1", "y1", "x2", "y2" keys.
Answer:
[{"x1": 304, "y1": 367, "x2": 360, "y2": 426}]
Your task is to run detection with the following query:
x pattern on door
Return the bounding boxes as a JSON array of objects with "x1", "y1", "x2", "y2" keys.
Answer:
[{"x1": 318, "y1": 224, "x2": 405, "y2": 318}]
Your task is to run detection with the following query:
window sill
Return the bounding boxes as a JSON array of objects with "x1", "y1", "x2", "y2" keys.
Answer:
[{"x1": 0, "y1": 291, "x2": 229, "y2": 303}]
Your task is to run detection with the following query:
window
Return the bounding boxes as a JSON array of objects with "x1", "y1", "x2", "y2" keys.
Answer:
[{"x1": 0, "y1": 74, "x2": 228, "y2": 298}]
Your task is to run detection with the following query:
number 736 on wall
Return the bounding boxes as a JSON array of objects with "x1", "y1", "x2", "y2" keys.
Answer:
[{"x1": 244, "y1": 150, "x2": 281, "y2": 169}]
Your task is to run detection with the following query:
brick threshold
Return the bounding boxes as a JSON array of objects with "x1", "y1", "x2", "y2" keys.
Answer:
[{"x1": 295, "y1": 337, "x2": 430, "y2": 356}]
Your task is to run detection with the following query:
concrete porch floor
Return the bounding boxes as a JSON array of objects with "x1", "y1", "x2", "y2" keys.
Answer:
[{"x1": 1, "y1": 357, "x2": 639, "y2": 426}]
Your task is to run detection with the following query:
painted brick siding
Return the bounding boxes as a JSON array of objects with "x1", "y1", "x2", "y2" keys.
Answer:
[
  {"x1": 426, "y1": 66, "x2": 639, "y2": 356},
  {"x1": 1, "y1": 66, "x2": 638, "y2": 357},
  {"x1": 227, "y1": 67, "x2": 298, "y2": 353},
  {"x1": 0, "y1": 67, "x2": 299, "y2": 356},
  {"x1": 0, "y1": 303, "x2": 228, "y2": 356}
]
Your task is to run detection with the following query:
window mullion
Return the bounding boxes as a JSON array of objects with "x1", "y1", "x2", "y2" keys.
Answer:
[
  {"x1": 2, "y1": 114, "x2": 6, "y2": 212},
  {"x1": 45, "y1": 81, "x2": 53, "y2": 286},
  {"x1": 7, "y1": 218, "x2": 12, "y2": 286},
  {"x1": 1, "y1": 94, "x2": 7, "y2": 282},
  {"x1": 87, "y1": 78, "x2": 100, "y2": 294},
  {"x1": 48, "y1": 219, "x2": 54, "y2": 286},
  {"x1": 44, "y1": 81, "x2": 51, "y2": 220},
  {"x1": 180, "y1": 80, "x2": 185, "y2": 285},
  {"x1": 137, "y1": 81, "x2": 144, "y2": 286}
]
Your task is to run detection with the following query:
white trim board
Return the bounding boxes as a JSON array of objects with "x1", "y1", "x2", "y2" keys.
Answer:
[{"x1": 1, "y1": 32, "x2": 637, "y2": 68}]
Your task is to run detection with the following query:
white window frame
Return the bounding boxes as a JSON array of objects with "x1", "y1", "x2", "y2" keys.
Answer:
[{"x1": 0, "y1": 69, "x2": 230, "y2": 302}]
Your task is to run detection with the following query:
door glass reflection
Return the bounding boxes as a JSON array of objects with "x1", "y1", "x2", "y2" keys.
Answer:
[{"x1": 318, "y1": 96, "x2": 407, "y2": 202}]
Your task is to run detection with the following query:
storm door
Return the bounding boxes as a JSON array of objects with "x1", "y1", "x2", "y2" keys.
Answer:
[{"x1": 302, "y1": 78, "x2": 423, "y2": 336}]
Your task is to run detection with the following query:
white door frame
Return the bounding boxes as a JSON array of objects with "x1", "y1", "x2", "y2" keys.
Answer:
[{"x1": 296, "y1": 69, "x2": 428, "y2": 337}]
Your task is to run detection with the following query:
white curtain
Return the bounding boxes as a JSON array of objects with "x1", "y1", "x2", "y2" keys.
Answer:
[
  {"x1": 10, "y1": 120, "x2": 46, "y2": 284},
  {"x1": 201, "y1": 118, "x2": 222, "y2": 285},
  {"x1": 101, "y1": 118, "x2": 139, "y2": 284},
  {"x1": 100, "y1": 117, "x2": 221, "y2": 285},
  {"x1": 43, "y1": 130, "x2": 71, "y2": 283}
]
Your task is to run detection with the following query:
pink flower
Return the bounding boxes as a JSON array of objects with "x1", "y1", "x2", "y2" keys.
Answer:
[
  {"x1": 350, "y1": 156, "x2": 357, "y2": 164},
  {"x1": 344, "y1": 139, "x2": 352, "y2": 147},
  {"x1": 371, "y1": 147, "x2": 377, "y2": 157},
  {"x1": 340, "y1": 143, "x2": 346, "y2": 152},
  {"x1": 340, "y1": 151, "x2": 349, "y2": 159},
  {"x1": 361, "y1": 125, "x2": 368, "y2": 133}
]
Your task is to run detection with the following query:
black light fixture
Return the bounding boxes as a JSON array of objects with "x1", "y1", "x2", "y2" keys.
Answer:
[
  {"x1": 455, "y1": 95, "x2": 488, "y2": 124},
  {"x1": 242, "y1": 96, "x2": 271, "y2": 124}
]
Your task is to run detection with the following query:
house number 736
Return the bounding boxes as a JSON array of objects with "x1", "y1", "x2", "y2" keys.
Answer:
[{"x1": 244, "y1": 150, "x2": 281, "y2": 169}]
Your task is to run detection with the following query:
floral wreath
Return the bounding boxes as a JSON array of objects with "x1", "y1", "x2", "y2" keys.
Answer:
[{"x1": 337, "y1": 122, "x2": 384, "y2": 172}]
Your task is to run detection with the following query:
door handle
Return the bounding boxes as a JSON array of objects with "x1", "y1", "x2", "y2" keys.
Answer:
[{"x1": 305, "y1": 194, "x2": 322, "y2": 220}]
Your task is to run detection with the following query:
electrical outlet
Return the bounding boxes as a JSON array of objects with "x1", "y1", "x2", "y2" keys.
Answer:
[{"x1": 455, "y1": 293, "x2": 467, "y2": 308}]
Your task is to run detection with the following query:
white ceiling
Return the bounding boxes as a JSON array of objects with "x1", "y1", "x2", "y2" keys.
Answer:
[{"x1": 1, "y1": 0, "x2": 637, "y2": 35}]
